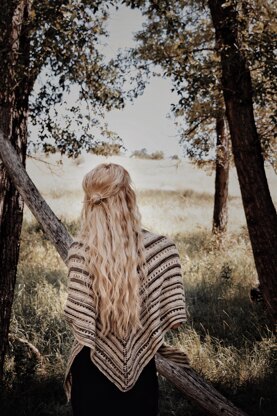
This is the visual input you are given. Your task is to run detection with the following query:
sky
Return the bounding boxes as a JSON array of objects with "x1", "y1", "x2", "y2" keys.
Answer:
[
  {"x1": 30, "y1": 5, "x2": 183, "y2": 158},
  {"x1": 102, "y1": 6, "x2": 182, "y2": 157}
]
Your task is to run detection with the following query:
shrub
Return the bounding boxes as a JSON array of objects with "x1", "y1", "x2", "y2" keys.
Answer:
[
  {"x1": 130, "y1": 148, "x2": 164, "y2": 160},
  {"x1": 89, "y1": 142, "x2": 123, "y2": 156}
]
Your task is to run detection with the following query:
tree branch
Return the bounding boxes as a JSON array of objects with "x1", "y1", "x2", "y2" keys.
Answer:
[{"x1": 0, "y1": 128, "x2": 71, "y2": 260}]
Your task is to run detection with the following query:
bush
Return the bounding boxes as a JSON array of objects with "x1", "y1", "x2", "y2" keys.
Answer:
[
  {"x1": 89, "y1": 142, "x2": 123, "y2": 156},
  {"x1": 130, "y1": 148, "x2": 164, "y2": 160},
  {"x1": 170, "y1": 154, "x2": 180, "y2": 160}
]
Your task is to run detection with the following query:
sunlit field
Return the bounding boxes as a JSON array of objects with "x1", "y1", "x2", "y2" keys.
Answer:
[
  {"x1": 23, "y1": 152, "x2": 277, "y2": 234},
  {"x1": 1, "y1": 154, "x2": 276, "y2": 416}
]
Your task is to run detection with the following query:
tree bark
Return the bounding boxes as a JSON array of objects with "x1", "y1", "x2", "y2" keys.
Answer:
[
  {"x1": 208, "y1": 0, "x2": 277, "y2": 323},
  {"x1": 0, "y1": 0, "x2": 30, "y2": 382},
  {"x1": 155, "y1": 353, "x2": 248, "y2": 416},
  {"x1": 0, "y1": 130, "x2": 72, "y2": 260},
  {"x1": 212, "y1": 116, "x2": 229, "y2": 234},
  {"x1": 0, "y1": 127, "x2": 249, "y2": 416}
]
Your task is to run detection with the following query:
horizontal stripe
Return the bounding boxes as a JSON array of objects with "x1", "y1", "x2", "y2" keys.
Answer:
[
  {"x1": 69, "y1": 266, "x2": 90, "y2": 276},
  {"x1": 63, "y1": 230, "x2": 188, "y2": 400}
]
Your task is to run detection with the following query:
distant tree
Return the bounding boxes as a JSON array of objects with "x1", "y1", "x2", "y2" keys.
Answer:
[
  {"x1": 170, "y1": 154, "x2": 180, "y2": 160},
  {"x1": 89, "y1": 139, "x2": 124, "y2": 157},
  {"x1": 130, "y1": 148, "x2": 164, "y2": 159},
  {"x1": 150, "y1": 150, "x2": 164, "y2": 160},
  {"x1": 131, "y1": 148, "x2": 149, "y2": 158}
]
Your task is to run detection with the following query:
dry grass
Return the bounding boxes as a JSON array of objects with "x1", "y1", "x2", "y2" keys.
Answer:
[
  {"x1": 1, "y1": 216, "x2": 275, "y2": 416},
  {"x1": 24, "y1": 153, "x2": 277, "y2": 232},
  {"x1": 1, "y1": 155, "x2": 276, "y2": 415}
]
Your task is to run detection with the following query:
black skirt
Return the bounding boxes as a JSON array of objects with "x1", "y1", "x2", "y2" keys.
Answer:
[{"x1": 71, "y1": 346, "x2": 160, "y2": 416}]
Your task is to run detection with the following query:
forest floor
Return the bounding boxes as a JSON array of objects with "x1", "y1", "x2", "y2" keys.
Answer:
[{"x1": 1, "y1": 154, "x2": 276, "y2": 415}]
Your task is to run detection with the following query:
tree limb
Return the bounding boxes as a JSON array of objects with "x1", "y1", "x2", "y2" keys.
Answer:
[
  {"x1": 156, "y1": 353, "x2": 248, "y2": 416},
  {"x1": 0, "y1": 129, "x2": 72, "y2": 260}
]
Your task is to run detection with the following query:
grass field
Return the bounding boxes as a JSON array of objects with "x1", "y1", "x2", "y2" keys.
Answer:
[{"x1": 1, "y1": 154, "x2": 276, "y2": 415}]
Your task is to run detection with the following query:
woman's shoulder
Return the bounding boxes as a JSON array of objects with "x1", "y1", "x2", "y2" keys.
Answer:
[
  {"x1": 69, "y1": 237, "x2": 93, "y2": 253},
  {"x1": 142, "y1": 228, "x2": 176, "y2": 250},
  {"x1": 69, "y1": 238, "x2": 84, "y2": 249},
  {"x1": 66, "y1": 239, "x2": 87, "y2": 266}
]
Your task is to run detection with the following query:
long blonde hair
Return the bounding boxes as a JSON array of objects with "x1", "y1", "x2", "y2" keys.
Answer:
[{"x1": 69, "y1": 162, "x2": 148, "y2": 339}]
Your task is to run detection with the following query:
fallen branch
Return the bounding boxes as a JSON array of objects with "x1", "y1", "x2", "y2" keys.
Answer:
[
  {"x1": 155, "y1": 353, "x2": 248, "y2": 416},
  {"x1": 0, "y1": 128, "x2": 248, "y2": 416},
  {"x1": 8, "y1": 334, "x2": 46, "y2": 374}
]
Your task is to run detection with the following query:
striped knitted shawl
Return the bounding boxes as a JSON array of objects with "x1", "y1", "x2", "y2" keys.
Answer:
[{"x1": 63, "y1": 230, "x2": 189, "y2": 401}]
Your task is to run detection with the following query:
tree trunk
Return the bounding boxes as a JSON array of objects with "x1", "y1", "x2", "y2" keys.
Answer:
[
  {"x1": 155, "y1": 353, "x2": 248, "y2": 416},
  {"x1": 0, "y1": 0, "x2": 30, "y2": 382},
  {"x1": 212, "y1": 116, "x2": 229, "y2": 234},
  {"x1": 0, "y1": 130, "x2": 72, "y2": 259},
  {"x1": 0, "y1": 128, "x2": 249, "y2": 416},
  {"x1": 208, "y1": 0, "x2": 277, "y2": 323}
]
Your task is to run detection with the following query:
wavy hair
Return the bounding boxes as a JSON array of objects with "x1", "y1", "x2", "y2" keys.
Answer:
[{"x1": 68, "y1": 162, "x2": 148, "y2": 339}]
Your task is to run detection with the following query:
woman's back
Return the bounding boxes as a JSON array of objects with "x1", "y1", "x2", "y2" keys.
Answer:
[
  {"x1": 64, "y1": 228, "x2": 187, "y2": 399},
  {"x1": 62, "y1": 163, "x2": 187, "y2": 415}
]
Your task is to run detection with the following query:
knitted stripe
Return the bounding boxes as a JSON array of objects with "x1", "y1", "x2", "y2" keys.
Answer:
[{"x1": 63, "y1": 230, "x2": 188, "y2": 402}]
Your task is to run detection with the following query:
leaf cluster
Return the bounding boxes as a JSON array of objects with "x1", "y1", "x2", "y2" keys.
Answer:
[
  {"x1": 1, "y1": 0, "x2": 127, "y2": 157},
  {"x1": 28, "y1": 1, "x2": 128, "y2": 156}
]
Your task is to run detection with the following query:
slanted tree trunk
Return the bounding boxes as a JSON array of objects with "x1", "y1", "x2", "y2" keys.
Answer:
[
  {"x1": 0, "y1": 0, "x2": 30, "y2": 382},
  {"x1": 155, "y1": 353, "x2": 248, "y2": 416},
  {"x1": 212, "y1": 116, "x2": 229, "y2": 234},
  {"x1": 208, "y1": 0, "x2": 277, "y2": 322},
  {"x1": 0, "y1": 127, "x2": 249, "y2": 416},
  {"x1": 0, "y1": 130, "x2": 72, "y2": 259}
]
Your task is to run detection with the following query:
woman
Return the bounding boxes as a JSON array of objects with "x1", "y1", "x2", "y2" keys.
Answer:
[{"x1": 63, "y1": 162, "x2": 188, "y2": 416}]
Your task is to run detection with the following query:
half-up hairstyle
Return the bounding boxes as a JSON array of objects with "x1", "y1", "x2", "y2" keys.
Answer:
[{"x1": 68, "y1": 163, "x2": 148, "y2": 339}]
